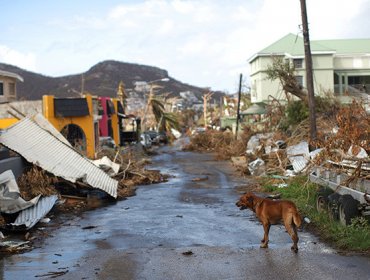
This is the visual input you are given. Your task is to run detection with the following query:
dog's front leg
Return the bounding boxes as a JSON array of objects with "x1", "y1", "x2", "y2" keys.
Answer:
[{"x1": 260, "y1": 222, "x2": 270, "y2": 248}]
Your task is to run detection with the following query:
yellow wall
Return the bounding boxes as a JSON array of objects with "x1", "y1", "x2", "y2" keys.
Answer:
[
  {"x1": 42, "y1": 95, "x2": 96, "y2": 159},
  {"x1": 0, "y1": 118, "x2": 18, "y2": 129},
  {"x1": 111, "y1": 99, "x2": 120, "y2": 146},
  {"x1": 0, "y1": 95, "x2": 97, "y2": 159}
]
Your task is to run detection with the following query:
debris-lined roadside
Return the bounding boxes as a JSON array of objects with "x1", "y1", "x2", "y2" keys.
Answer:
[
  {"x1": 184, "y1": 100, "x2": 370, "y2": 232},
  {"x1": 0, "y1": 115, "x2": 167, "y2": 254},
  {"x1": 185, "y1": 100, "x2": 369, "y2": 189}
]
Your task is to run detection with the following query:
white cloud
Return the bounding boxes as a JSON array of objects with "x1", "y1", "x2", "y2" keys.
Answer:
[
  {"x1": 171, "y1": 0, "x2": 194, "y2": 14},
  {"x1": 0, "y1": 45, "x2": 37, "y2": 72},
  {"x1": 108, "y1": 5, "x2": 131, "y2": 19},
  {"x1": 157, "y1": 19, "x2": 175, "y2": 35},
  {"x1": 1, "y1": 0, "x2": 369, "y2": 92}
]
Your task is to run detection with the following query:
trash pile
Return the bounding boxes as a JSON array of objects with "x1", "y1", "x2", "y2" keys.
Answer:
[
  {"x1": 233, "y1": 100, "x2": 369, "y2": 188},
  {"x1": 0, "y1": 114, "x2": 167, "y2": 253},
  {"x1": 183, "y1": 129, "x2": 251, "y2": 160}
]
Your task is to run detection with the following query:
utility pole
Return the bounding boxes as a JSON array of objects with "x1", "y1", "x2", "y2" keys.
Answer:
[
  {"x1": 80, "y1": 74, "x2": 85, "y2": 96},
  {"x1": 235, "y1": 73, "x2": 242, "y2": 140},
  {"x1": 300, "y1": 0, "x2": 317, "y2": 141}
]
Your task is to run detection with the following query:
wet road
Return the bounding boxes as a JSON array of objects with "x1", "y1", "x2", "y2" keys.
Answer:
[{"x1": 2, "y1": 141, "x2": 370, "y2": 279}]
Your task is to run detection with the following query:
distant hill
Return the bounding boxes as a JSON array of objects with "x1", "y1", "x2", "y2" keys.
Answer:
[{"x1": 0, "y1": 60, "x2": 224, "y2": 102}]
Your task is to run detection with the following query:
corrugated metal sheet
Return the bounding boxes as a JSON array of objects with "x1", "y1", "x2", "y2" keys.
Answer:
[
  {"x1": 287, "y1": 141, "x2": 309, "y2": 173},
  {"x1": 32, "y1": 113, "x2": 71, "y2": 146},
  {"x1": 7, "y1": 195, "x2": 58, "y2": 230},
  {"x1": 0, "y1": 117, "x2": 118, "y2": 198}
]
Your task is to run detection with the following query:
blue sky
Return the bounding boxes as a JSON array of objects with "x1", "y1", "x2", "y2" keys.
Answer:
[{"x1": 1, "y1": 0, "x2": 369, "y2": 93}]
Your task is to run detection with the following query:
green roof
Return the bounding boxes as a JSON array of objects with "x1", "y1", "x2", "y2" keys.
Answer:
[
  {"x1": 315, "y1": 38, "x2": 370, "y2": 54},
  {"x1": 255, "y1": 33, "x2": 370, "y2": 58}
]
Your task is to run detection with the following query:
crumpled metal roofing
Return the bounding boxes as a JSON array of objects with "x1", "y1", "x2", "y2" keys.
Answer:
[
  {"x1": 6, "y1": 195, "x2": 59, "y2": 230},
  {"x1": 287, "y1": 141, "x2": 309, "y2": 173},
  {"x1": 0, "y1": 170, "x2": 41, "y2": 214},
  {"x1": 0, "y1": 117, "x2": 118, "y2": 198}
]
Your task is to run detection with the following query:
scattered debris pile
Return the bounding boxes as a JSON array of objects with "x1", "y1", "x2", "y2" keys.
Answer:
[
  {"x1": 183, "y1": 129, "x2": 252, "y2": 160},
  {"x1": 235, "y1": 101, "x2": 369, "y2": 187},
  {"x1": 0, "y1": 115, "x2": 168, "y2": 254},
  {"x1": 185, "y1": 100, "x2": 369, "y2": 190}
]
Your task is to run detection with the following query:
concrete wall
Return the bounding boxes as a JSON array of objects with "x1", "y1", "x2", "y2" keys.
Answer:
[{"x1": 0, "y1": 76, "x2": 17, "y2": 103}]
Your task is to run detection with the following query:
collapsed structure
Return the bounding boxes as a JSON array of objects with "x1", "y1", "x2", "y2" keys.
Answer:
[{"x1": 0, "y1": 114, "x2": 119, "y2": 237}]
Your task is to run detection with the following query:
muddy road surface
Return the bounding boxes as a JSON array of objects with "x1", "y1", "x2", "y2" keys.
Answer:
[{"x1": 2, "y1": 141, "x2": 370, "y2": 279}]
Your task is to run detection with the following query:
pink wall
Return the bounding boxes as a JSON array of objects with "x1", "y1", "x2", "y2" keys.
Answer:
[{"x1": 98, "y1": 97, "x2": 110, "y2": 137}]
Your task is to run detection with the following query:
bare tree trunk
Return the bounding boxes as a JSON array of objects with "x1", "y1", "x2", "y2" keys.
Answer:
[{"x1": 203, "y1": 92, "x2": 213, "y2": 129}]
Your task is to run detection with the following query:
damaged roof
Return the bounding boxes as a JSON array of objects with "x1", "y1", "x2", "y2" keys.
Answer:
[{"x1": 0, "y1": 117, "x2": 118, "y2": 198}]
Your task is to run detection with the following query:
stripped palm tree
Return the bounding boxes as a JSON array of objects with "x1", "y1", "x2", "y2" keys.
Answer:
[{"x1": 142, "y1": 85, "x2": 179, "y2": 136}]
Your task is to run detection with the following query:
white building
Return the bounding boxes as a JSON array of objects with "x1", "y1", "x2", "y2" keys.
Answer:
[{"x1": 248, "y1": 33, "x2": 370, "y2": 104}]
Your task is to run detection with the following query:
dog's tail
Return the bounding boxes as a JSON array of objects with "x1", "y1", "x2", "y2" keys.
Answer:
[{"x1": 293, "y1": 212, "x2": 302, "y2": 228}]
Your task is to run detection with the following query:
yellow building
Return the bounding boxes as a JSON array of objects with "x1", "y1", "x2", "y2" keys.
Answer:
[
  {"x1": 42, "y1": 95, "x2": 97, "y2": 159},
  {"x1": 0, "y1": 93, "x2": 127, "y2": 159}
]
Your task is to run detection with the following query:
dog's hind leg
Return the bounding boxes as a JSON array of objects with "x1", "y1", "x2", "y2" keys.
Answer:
[
  {"x1": 284, "y1": 219, "x2": 299, "y2": 253},
  {"x1": 260, "y1": 223, "x2": 270, "y2": 248}
]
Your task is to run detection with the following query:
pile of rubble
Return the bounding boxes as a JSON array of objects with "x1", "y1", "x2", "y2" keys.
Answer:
[
  {"x1": 0, "y1": 114, "x2": 166, "y2": 253},
  {"x1": 183, "y1": 129, "x2": 251, "y2": 160},
  {"x1": 233, "y1": 100, "x2": 369, "y2": 188}
]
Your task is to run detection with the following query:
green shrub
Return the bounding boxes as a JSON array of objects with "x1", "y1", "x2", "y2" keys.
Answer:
[{"x1": 286, "y1": 101, "x2": 309, "y2": 125}]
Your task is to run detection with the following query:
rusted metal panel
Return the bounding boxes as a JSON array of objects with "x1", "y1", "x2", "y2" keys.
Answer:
[{"x1": 0, "y1": 117, "x2": 118, "y2": 198}]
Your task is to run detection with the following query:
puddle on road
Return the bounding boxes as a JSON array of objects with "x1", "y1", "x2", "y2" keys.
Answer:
[{"x1": 179, "y1": 191, "x2": 221, "y2": 204}]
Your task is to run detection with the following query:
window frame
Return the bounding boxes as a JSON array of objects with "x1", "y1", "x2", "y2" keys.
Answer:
[
  {"x1": 8, "y1": 82, "x2": 15, "y2": 96},
  {"x1": 295, "y1": 75, "x2": 304, "y2": 87},
  {"x1": 293, "y1": 58, "x2": 303, "y2": 69},
  {"x1": 0, "y1": 81, "x2": 4, "y2": 96}
]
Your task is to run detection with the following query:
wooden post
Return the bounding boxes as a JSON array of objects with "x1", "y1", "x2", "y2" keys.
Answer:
[{"x1": 235, "y1": 73, "x2": 242, "y2": 140}]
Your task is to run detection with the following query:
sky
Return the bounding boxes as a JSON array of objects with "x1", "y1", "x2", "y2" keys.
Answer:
[{"x1": 1, "y1": 0, "x2": 370, "y2": 93}]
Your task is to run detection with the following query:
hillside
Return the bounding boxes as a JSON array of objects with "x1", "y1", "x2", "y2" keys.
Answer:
[{"x1": 0, "y1": 60, "x2": 224, "y2": 102}]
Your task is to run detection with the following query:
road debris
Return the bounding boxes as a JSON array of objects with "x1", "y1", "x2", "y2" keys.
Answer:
[
  {"x1": 191, "y1": 176, "x2": 209, "y2": 182},
  {"x1": 0, "y1": 117, "x2": 118, "y2": 198},
  {"x1": 182, "y1": 250, "x2": 194, "y2": 256},
  {"x1": 35, "y1": 270, "x2": 69, "y2": 278},
  {"x1": 0, "y1": 115, "x2": 169, "y2": 254}
]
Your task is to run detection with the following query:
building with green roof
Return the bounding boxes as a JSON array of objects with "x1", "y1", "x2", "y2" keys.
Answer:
[{"x1": 248, "y1": 33, "x2": 370, "y2": 104}]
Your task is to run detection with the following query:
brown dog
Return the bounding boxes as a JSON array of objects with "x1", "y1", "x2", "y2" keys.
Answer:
[{"x1": 236, "y1": 192, "x2": 302, "y2": 252}]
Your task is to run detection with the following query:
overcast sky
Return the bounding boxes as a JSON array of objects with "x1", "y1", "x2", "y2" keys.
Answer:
[{"x1": 1, "y1": 0, "x2": 370, "y2": 93}]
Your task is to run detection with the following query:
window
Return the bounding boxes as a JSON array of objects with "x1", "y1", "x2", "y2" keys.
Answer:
[
  {"x1": 9, "y1": 82, "x2": 15, "y2": 96},
  {"x1": 293, "y1": 59, "x2": 303, "y2": 69},
  {"x1": 295, "y1": 75, "x2": 303, "y2": 87},
  {"x1": 0, "y1": 82, "x2": 3, "y2": 96}
]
